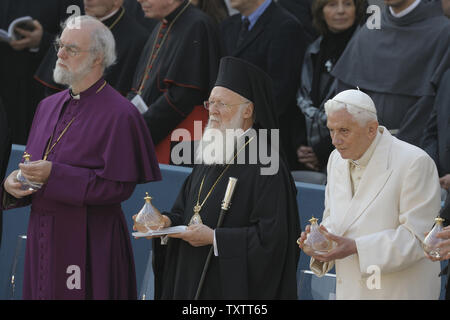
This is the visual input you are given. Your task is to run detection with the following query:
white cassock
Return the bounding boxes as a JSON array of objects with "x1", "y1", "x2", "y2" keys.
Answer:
[{"x1": 311, "y1": 126, "x2": 441, "y2": 299}]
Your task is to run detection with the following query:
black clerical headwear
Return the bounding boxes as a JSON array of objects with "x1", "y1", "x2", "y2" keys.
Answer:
[{"x1": 214, "y1": 56, "x2": 278, "y2": 131}]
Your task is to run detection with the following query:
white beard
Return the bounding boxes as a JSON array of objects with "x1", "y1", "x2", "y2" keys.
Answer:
[
  {"x1": 53, "y1": 55, "x2": 95, "y2": 87},
  {"x1": 195, "y1": 111, "x2": 245, "y2": 165}
]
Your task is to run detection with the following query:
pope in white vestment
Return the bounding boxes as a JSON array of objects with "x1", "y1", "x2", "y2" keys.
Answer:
[{"x1": 298, "y1": 89, "x2": 441, "y2": 299}]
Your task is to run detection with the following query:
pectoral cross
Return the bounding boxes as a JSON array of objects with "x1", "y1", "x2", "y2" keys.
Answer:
[
  {"x1": 189, "y1": 204, "x2": 203, "y2": 226},
  {"x1": 325, "y1": 60, "x2": 333, "y2": 73}
]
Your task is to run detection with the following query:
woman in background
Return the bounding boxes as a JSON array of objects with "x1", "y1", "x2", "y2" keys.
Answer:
[{"x1": 295, "y1": 0, "x2": 367, "y2": 172}]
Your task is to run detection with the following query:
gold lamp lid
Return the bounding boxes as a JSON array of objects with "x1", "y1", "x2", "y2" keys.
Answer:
[
  {"x1": 23, "y1": 152, "x2": 31, "y2": 161},
  {"x1": 309, "y1": 216, "x2": 319, "y2": 224},
  {"x1": 144, "y1": 192, "x2": 152, "y2": 203},
  {"x1": 435, "y1": 217, "x2": 445, "y2": 223}
]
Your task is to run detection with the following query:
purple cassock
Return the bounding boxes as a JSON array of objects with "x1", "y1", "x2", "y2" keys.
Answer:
[{"x1": 1, "y1": 78, "x2": 161, "y2": 299}]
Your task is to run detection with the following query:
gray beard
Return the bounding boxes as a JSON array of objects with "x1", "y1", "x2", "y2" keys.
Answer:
[
  {"x1": 53, "y1": 56, "x2": 94, "y2": 87},
  {"x1": 53, "y1": 65, "x2": 74, "y2": 86},
  {"x1": 195, "y1": 113, "x2": 245, "y2": 165},
  {"x1": 195, "y1": 129, "x2": 239, "y2": 165}
]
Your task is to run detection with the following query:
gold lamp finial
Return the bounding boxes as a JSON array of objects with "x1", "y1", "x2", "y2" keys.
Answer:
[
  {"x1": 309, "y1": 216, "x2": 319, "y2": 224},
  {"x1": 435, "y1": 217, "x2": 445, "y2": 224},
  {"x1": 144, "y1": 192, "x2": 152, "y2": 203}
]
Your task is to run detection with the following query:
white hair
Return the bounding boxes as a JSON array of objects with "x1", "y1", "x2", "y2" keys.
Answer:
[
  {"x1": 63, "y1": 15, "x2": 116, "y2": 71},
  {"x1": 324, "y1": 99, "x2": 378, "y2": 126}
]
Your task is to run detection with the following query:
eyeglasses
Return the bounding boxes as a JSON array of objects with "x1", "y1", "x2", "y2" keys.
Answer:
[
  {"x1": 203, "y1": 100, "x2": 250, "y2": 111},
  {"x1": 53, "y1": 40, "x2": 92, "y2": 57}
]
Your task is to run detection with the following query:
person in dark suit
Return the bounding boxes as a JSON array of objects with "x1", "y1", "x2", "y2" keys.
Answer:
[
  {"x1": 220, "y1": 0, "x2": 310, "y2": 170},
  {"x1": 278, "y1": 0, "x2": 317, "y2": 40},
  {"x1": 422, "y1": 69, "x2": 450, "y2": 193},
  {"x1": 0, "y1": 97, "x2": 12, "y2": 247}
]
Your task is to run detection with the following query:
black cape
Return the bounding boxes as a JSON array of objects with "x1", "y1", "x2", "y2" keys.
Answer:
[
  {"x1": 123, "y1": 0, "x2": 158, "y2": 33},
  {"x1": 127, "y1": 1, "x2": 222, "y2": 145},
  {"x1": 34, "y1": 6, "x2": 150, "y2": 96},
  {"x1": 332, "y1": 1, "x2": 450, "y2": 146},
  {"x1": 0, "y1": 0, "x2": 83, "y2": 144},
  {"x1": 153, "y1": 141, "x2": 300, "y2": 299}
]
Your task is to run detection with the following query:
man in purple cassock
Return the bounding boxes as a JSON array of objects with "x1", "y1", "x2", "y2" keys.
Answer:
[{"x1": 1, "y1": 15, "x2": 161, "y2": 300}]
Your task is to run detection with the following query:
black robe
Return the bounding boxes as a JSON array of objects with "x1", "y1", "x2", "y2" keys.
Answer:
[
  {"x1": 153, "y1": 142, "x2": 300, "y2": 299},
  {"x1": 332, "y1": 1, "x2": 450, "y2": 147},
  {"x1": 34, "y1": 6, "x2": 150, "y2": 96},
  {"x1": 0, "y1": 0, "x2": 83, "y2": 145},
  {"x1": 127, "y1": 1, "x2": 222, "y2": 146}
]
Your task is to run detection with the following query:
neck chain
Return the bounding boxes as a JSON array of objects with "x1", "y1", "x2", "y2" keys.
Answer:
[
  {"x1": 106, "y1": 6, "x2": 125, "y2": 30},
  {"x1": 137, "y1": 1, "x2": 191, "y2": 95},
  {"x1": 43, "y1": 81, "x2": 107, "y2": 161},
  {"x1": 189, "y1": 136, "x2": 254, "y2": 225}
]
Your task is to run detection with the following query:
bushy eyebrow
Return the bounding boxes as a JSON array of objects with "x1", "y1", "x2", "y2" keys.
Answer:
[{"x1": 55, "y1": 37, "x2": 80, "y2": 50}]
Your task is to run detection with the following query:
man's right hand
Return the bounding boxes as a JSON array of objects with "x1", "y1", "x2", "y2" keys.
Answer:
[{"x1": 3, "y1": 170, "x2": 35, "y2": 199}]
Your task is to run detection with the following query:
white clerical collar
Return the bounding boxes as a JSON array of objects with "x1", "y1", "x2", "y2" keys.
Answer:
[
  {"x1": 99, "y1": 8, "x2": 120, "y2": 22},
  {"x1": 69, "y1": 89, "x2": 80, "y2": 100},
  {"x1": 389, "y1": 0, "x2": 421, "y2": 18}
]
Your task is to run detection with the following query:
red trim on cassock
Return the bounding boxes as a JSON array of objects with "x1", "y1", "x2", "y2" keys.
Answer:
[
  {"x1": 34, "y1": 76, "x2": 64, "y2": 91},
  {"x1": 163, "y1": 78, "x2": 205, "y2": 91},
  {"x1": 164, "y1": 93, "x2": 186, "y2": 117},
  {"x1": 155, "y1": 105, "x2": 208, "y2": 164}
]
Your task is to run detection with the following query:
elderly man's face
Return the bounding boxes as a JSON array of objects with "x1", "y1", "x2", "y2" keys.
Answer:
[
  {"x1": 206, "y1": 86, "x2": 252, "y2": 131},
  {"x1": 137, "y1": 0, "x2": 178, "y2": 20},
  {"x1": 53, "y1": 26, "x2": 95, "y2": 86},
  {"x1": 84, "y1": 0, "x2": 121, "y2": 18},
  {"x1": 327, "y1": 108, "x2": 377, "y2": 160}
]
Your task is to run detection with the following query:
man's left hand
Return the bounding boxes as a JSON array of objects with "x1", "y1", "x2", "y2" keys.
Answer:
[
  {"x1": 168, "y1": 224, "x2": 214, "y2": 247},
  {"x1": 10, "y1": 20, "x2": 43, "y2": 51},
  {"x1": 19, "y1": 160, "x2": 52, "y2": 184},
  {"x1": 312, "y1": 225, "x2": 357, "y2": 262}
]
